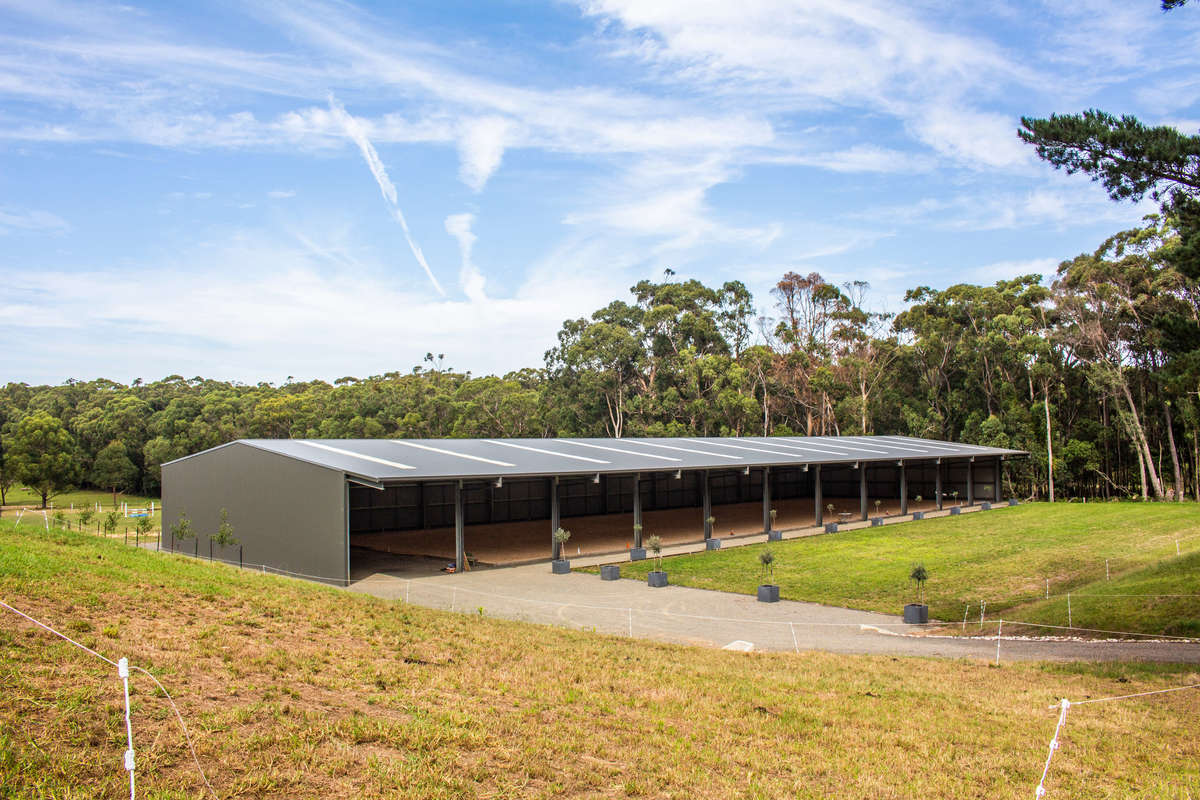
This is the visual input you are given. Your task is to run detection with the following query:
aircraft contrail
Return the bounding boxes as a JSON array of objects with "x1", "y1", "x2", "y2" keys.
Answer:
[{"x1": 327, "y1": 94, "x2": 446, "y2": 296}]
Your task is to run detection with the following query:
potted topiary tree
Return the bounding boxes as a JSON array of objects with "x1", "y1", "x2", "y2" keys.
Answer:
[
  {"x1": 646, "y1": 535, "x2": 668, "y2": 587},
  {"x1": 552, "y1": 527, "x2": 572, "y2": 574},
  {"x1": 756, "y1": 549, "x2": 780, "y2": 603},
  {"x1": 949, "y1": 490, "x2": 961, "y2": 515},
  {"x1": 767, "y1": 508, "x2": 782, "y2": 541},
  {"x1": 912, "y1": 495, "x2": 924, "y2": 520},
  {"x1": 904, "y1": 563, "x2": 929, "y2": 624},
  {"x1": 705, "y1": 515, "x2": 721, "y2": 549},
  {"x1": 824, "y1": 503, "x2": 838, "y2": 533},
  {"x1": 871, "y1": 499, "x2": 884, "y2": 527},
  {"x1": 630, "y1": 524, "x2": 646, "y2": 561}
]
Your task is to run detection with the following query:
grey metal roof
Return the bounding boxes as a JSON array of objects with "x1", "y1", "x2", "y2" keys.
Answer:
[{"x1": 166, "y1": 436, "x2": 1025, "y2": 483}]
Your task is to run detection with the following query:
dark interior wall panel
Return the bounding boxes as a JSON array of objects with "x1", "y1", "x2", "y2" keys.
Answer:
[
  {"x1": 344, "y1": 456, "x2": 1012, "y2": 534},
  {"x1": 162, "y1": 443, "x2": 347, "y2": 584}
]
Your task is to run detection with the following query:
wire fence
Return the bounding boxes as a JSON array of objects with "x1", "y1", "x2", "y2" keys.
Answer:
[{"x1": 0, "y1": 599, "x2": 216, "y2": 800}]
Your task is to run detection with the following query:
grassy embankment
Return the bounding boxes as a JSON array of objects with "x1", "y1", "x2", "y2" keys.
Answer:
[
  {"x1": 1, "y1": 519, "x2": 1199, "y2": 798},
  {"x1": 615, "y1": 503, "x2": 1200, "y2": 636}
]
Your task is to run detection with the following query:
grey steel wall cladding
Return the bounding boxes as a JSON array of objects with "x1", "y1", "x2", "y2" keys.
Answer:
[{"x1": 162, "y1": 442, "x2": 347, "y2": 583}]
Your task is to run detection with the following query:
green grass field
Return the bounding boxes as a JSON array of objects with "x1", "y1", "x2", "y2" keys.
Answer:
[
  {"x1": 2, "y1": 488, "x2": 162, "y2": 539},
  {"x1": 1, "y1": 518, "x2": 1198, "y2": 798},
  {"x1": 614, "y1": 504, "x2": 1200, "y2": 636}
]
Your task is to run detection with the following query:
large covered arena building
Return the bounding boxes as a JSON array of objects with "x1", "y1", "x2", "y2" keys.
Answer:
[{"x1": 162, "y1": 435, "x2": 1024, "y2": 584}]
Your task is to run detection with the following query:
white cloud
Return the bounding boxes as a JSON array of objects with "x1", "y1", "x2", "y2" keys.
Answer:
[
  {"x1": 0, "y1": 231, "x2": 628, "y2": 383},
  {"x1": 904, "y1": 106, "x2": 1030, "y2": 170},
  {"x1": 457, "y1": 117, "x2": 513, "y2": 191},
  {"x1": 326, "y1": 94, "x2": 445, "y2": 295},
  {"x1": 0, "y1": 207, "x2": 70, "y2": 234},
  {"x1": 267, "y1": 189, "x2": 296, "y2": 198},
  {"x1": 444, "y1": 213, "x2": 487, "y2": 302}
]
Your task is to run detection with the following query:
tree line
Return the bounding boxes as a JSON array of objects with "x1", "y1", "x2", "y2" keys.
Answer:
[{"x1": 1, "y1": 208, "x2": 1197, "y2": 506}]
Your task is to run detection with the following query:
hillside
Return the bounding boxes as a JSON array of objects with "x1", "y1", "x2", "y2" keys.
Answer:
[
  {"x1": 617, "y1": 503, "x2": 1200, "y2": 636},
  {"x1": 0, "y1": 520, "x2": 1197, "y2": 798}
]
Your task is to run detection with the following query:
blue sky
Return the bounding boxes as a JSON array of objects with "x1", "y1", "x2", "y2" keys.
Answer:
[{"x1": 2, "y1": 0, "x2": 1198, "y2": 384}]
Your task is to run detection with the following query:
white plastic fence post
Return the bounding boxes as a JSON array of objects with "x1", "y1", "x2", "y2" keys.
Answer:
[
  {"x1": 1178, "y1": 540, "x2": 1182, "y2": 556},
  {"x1": 1036, "y1": 699, "x2": 1070, "y2": 798},
  {"x1": 790, "y1": 621, "x2": 799, "y2": 653},
  {"x1": 1106, "y1": 559, "x2": 1110, "y2": 580},
  {"x1": 1045, "y1": 578, "x2": 1049, "y2": 599},
  {"x1": 1067, "y1": 593, "x2": 1072, "y2": 628},
  {"x1": 963, "y1": 604, "x2": 969, "y2": 631},
  {"x1": 995, "y1": 619, "x2": 1002, "y2": 665},
  {"x1": 628, "y1": 608, "x2": 633, "y2": 638},
  {"x1": 980, "y1": 601, "x2": 986, "y2": 629},
  {"x1": 405, "y1": 580, "x2": 410, "y2": 604},
  {"x1": 118, "y1": 657, "x2": 136, "y2": 800}
]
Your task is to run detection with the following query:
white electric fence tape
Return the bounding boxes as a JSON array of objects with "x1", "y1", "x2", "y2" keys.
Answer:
[
  {"x1": 118, "y1": 657, "x2": 135, "y2": 800},
  {"x1": 1036, "y1": 683, "x2": 1200, "y2": 797},
  {"x1": 1035, "y1": 699, "x2": 1069, "y2": 798},
  {"x1": 0, "y1": 600, "x2": 217, "y2": 799}
]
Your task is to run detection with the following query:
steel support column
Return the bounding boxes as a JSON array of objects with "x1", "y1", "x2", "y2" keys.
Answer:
[
  {"x1": 935, "y1": 461, "x2": 943, "y2": 510},
  {"x1": 762, "y1": 466, "x2": 772, "y2": 533},
  {"x1": 814, "y1": 464, "x2": 823, "y2": 527},
  {"x1": 967, "y1": 460, "x2": 975, "y2": 506},
  {"x1": 994, "y1": 458, "x2": 1002, "y2": 501},
  {"x1": 550, "y1": 476, "x2": 560, "y2": 559},
  {"x1": 860, "y1": 464, "x2": 868, "y2": 521},
  {"x1": 454, "y1": 480, "x2": 465, "y2": 573},
  {"x1": 632, "y1": 474, "x2": 643, "y2": 548},
  {"x1": 702, "y1": 470, "x2": 712, "y2": 539},
  {"x1": 899, "y1": 463, "x2": 908, "y2": 515}
]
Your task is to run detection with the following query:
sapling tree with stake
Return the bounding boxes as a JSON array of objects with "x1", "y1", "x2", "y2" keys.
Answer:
[
  {"x1": 646, "y1": 534, "x2": 664, "y2": 572},
  {"x1": 213, "y1": 508, "x2": 238, "y2": 548},
  {"x1": 553, "y1": 527, "x2": 571, "y2": 560},
  {"x1": 170, "y1": 511, "x2": 194, "y2": 550},
  {"x1": 910, "y1": 563, "x2": 929, "y2": 605},
  {"x1": 102, "y1": 510, "x2": 120, "y2": 537},
  {"x1": 78, "y1": 507, "x2": 94, "y2": 532},
  {"x1": 759, "y1": 548, "x2": 776, "y2": 586},
  {"x1": 134, "y1": 515, "x2": 153, "y2": 542}
]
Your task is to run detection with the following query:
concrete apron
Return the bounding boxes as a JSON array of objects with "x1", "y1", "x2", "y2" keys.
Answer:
[{"x1": 349, "y1": 553, "x2": 1200, "y2": 664}]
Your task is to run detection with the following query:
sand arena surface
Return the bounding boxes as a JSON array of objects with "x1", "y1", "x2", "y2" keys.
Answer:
[{"x1": 351, "y1": 496, "x2": 945, "y2": 566}]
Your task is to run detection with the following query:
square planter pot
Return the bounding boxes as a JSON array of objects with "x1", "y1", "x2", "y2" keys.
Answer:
[
  {"x1": 705, "y1": 538, "x2": 722, "y2": 550},
  {"x1": 903, "y1": 603, "x2": 929, "y2": 624},
  {"x1": 767, "y1": 530, "x2": 782, "y2": 542},
  {"x1": 551, "y1": 559, "x2": 571, "y2": 574},
  {"x1": 911, "y1": 511, "x2": 924, "y2": 520},
  {"x1": 981, "y1": 501, "x2": 992, "y2": 510},
  {"x1": 871, "y1": 517, "x2": 884, "y2": 527},
  {"x1": 1008, "y1": 498, "x2": 1019, "y2": 507},
  {"x1": 824, "y1": 522, "x2": 839, "y2": 533},
  {"x1": 757, "y1": 584, "x2": 780, "y2": 603},
  {"x1": 647, "y1": 571, "x2": 668, "y2": 588},
  {"x1": 600, "y1": 564, "x2": 621, "y2": 581},
  {"x1": 950, "y1": 506, "x2": 962, "y2": 515},
  {"x1": 630, "y1": 547, "x2": 647, "y2": 561}
]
